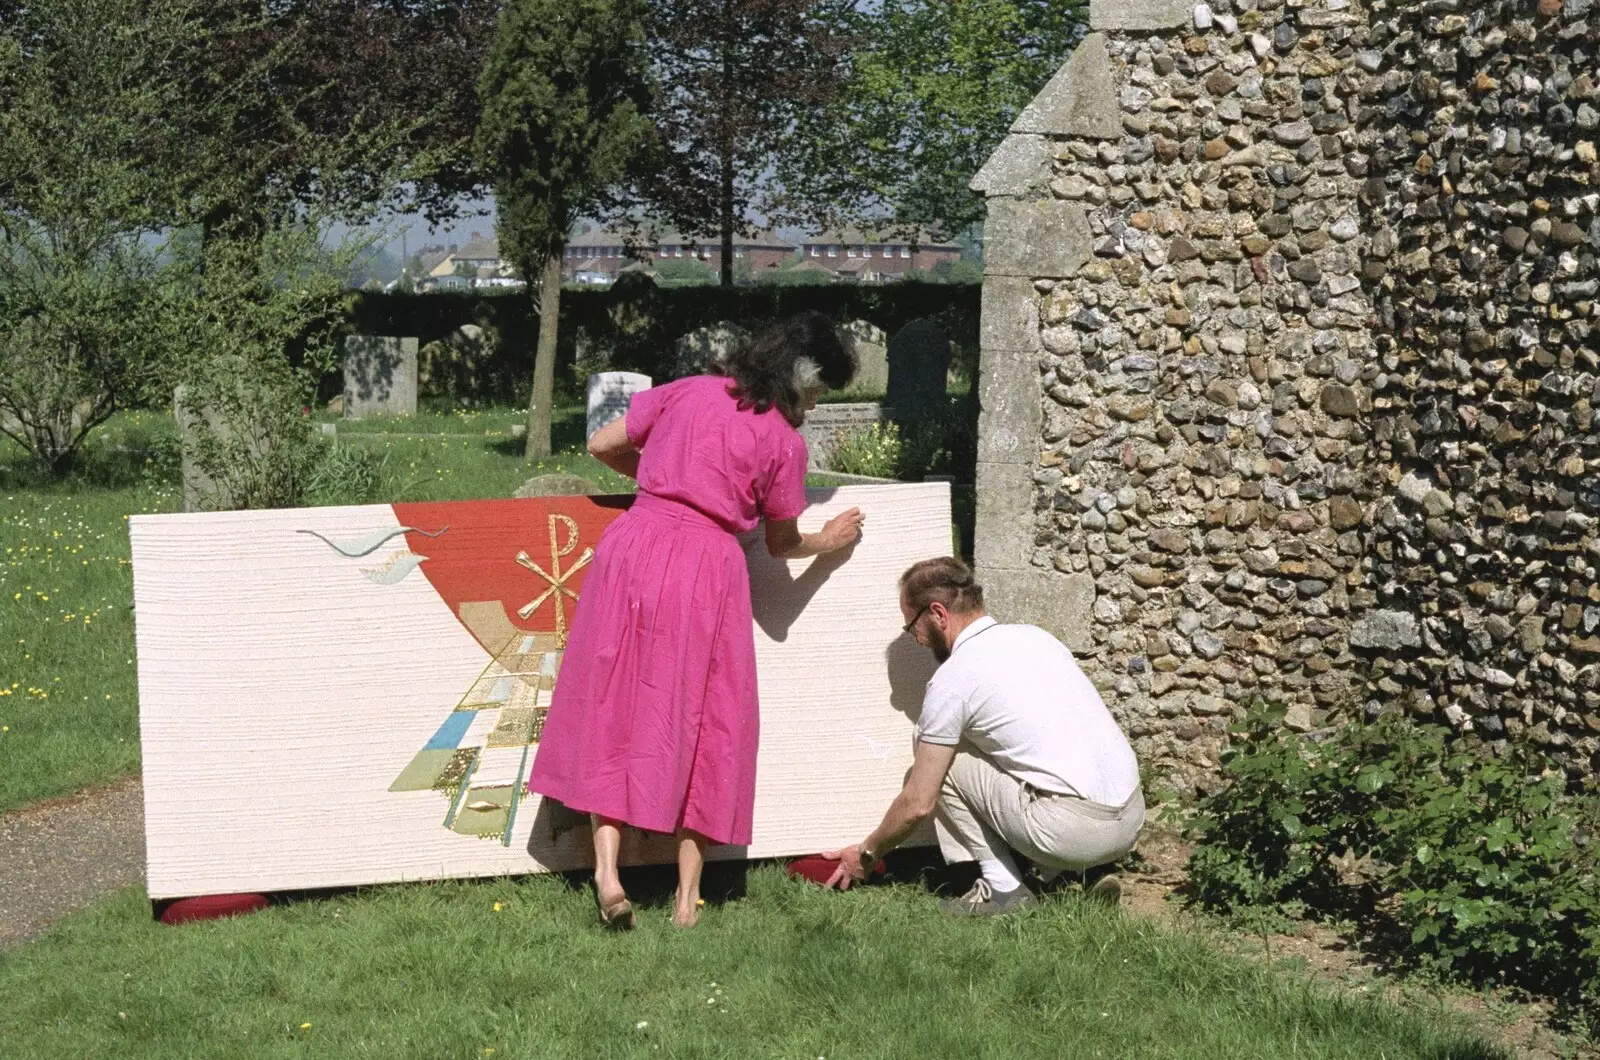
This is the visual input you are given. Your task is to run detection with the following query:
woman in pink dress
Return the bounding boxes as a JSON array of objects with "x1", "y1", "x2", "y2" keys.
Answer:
[{"x1": 528, "y1": 311, "x2": 864, "y2": 929}]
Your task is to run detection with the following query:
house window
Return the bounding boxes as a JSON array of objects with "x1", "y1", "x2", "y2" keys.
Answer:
[
  {"x1": 673, "y1": 246, "x2": 682, "y2": 257},
  {"x1": 808, "y1": 245, "x2": 818, "y2": 257},
  {"x1": 900, "y1": 246, "x2": 911, "y2": 258},
  {"x1": 847, "y1": 246, "x2": 856, "y2": 257},
  {"x1": 827, "y1": 245, "x2": 838, "y2": 257},
  {"x1": 880, "y1": 246, "x2": 891, "y2": 258}
]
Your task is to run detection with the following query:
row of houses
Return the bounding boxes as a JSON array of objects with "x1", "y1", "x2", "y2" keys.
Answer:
[
  {"x1": 563, "y1": 227, "x2": 963, "y2": 285},
  {"x1": 407, "y1": 227, "x2": 965, "y2": 291}
]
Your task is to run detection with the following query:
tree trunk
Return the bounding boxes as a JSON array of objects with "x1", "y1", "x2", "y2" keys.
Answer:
[
  {"x1": 524, "y1": 248, "x2": 563, "y2": 460},
  {"x1": 719, "y1": 1, "x2": 735, "y2": 288}
]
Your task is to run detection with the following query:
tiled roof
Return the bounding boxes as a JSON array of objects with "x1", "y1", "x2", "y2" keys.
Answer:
[
  {"x1": 456, "y1": 235, "x2": 502, "y2": 260},
  {"x1": 567, "y1": 226, "x2": 794, "y2": 250},
  {"x1": 802, "y1": 227, "x2": 960, "y2": 249}
]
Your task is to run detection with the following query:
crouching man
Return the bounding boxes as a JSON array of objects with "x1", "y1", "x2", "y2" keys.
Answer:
[{"x1": 824, "y1": 557, "x2": 1144, "y2": 916}]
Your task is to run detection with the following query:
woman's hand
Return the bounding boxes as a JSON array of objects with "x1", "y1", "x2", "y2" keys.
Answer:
[
  {"x1": 764, "y1": 508, "x2": 864, "y2": 558},
  {"x1": 819, "y1": 507, "x2": 864, "y2": 552}
]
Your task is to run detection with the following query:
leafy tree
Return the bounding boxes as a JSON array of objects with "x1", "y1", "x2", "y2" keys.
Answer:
[
  {"x1": 0, "y1": 0, "x2": 198, "y2": 474},
  {"x1": 185, "y1": 0, "x2": 497, "y2": 241},
  {"x1": 782, "y1": 0, "x2": 1085, "y2": 235},
  {"x1": 476, "y1": 0, "x2": 653, "y2": 459},
  {"x1": 282, "y1": 1, "x2": 499, "y2": 224},
  {"x1": 0, "y1": 0, "x2": 422, "y2": 493},
  {"x1": 640, "y1": 0, "x2": 850, "y2": 286}
]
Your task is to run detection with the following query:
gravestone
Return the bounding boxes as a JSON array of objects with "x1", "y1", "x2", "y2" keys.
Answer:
[
  {"x1": 673, "y1": 321, "x2": 747, "y2": 378},
  {"x1": 451, "y1": 324, "x2": 489, "y2": 355},
  {"x1": 842, "y1": 320, "x2": 889, "y2": 394},
  {"x1": 800, "y1": 402, "x2": 884, "y2": 472},
  {"x1": 885, "y1": 318, "x2": 951, "y2": 421},
  {"x1": 174, "y1": 385, "x2": 277, "y2": 513},
  {"x1": 343, "y1": 335, "x2": 418, "y2": 419},
  {"x1": 586, "y1": 372, "x2": 652, "y2": 441},
  {"x1": 174, "y1": 385, "x2": 217, "y2": 513}
]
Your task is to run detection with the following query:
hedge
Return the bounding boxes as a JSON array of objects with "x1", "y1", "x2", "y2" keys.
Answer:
[{"x1": 343, "y1": 276, "x2": 981, "y2": 406}]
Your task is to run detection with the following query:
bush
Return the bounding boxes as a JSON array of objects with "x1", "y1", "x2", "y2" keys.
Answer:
[
  {"x1": 831, "y1": 422, "x2": 901, "y2": 478},
  {"x1": 1187, "y1": 705, "x2": 1600, "y2": 1024},
  {"x1": 306, "y1": 440, "x2": 387, "y2": 505},
  {"x1": 826, "y1": 398, "x2": 978, "y2": 483}
]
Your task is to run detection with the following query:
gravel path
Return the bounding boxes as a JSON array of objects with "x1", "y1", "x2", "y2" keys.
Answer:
[{"x1": 0, "y1": 778, "x2": 146, "y2": 948}]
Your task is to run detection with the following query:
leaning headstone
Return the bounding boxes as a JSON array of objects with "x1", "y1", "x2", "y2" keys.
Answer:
[
  {"x1": 175, "y1": 385, "x2": 275, "y2": 513},
  {"x1": 586, "y1": 372, "x2": 652, "y2": 440},
  {"x1": 673, "y1": 321, "x2": 747, "y2": 378},
  {"x1": 885, "y1": 318, "x2": 951, "y2": 422},
  {"x1": 842, "y1": 320, "x2": 889, "y2": 393},
  {"x1": 514, "y1": 473, "x2": 603, "y2": 498},
  {"x1": 343, "y1": 335, "x2": 418, "y2": 419},
  {"x1": 174, "y1": 385, "x2": 218, "y2": 513}
]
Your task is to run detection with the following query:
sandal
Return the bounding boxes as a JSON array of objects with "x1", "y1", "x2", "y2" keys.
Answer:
[{"x1": 595, "y1": 888, "x2": 635, "y2": 931}]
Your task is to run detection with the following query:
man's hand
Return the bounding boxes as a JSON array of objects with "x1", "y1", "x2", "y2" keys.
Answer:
[{"x1": 820, "y1": 845, "x2": 869, "y2": 890}]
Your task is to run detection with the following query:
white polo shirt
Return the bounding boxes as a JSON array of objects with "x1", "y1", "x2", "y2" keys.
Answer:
[{"x1": 915, "y1": 616, "x2": 1140, "y2": 806}]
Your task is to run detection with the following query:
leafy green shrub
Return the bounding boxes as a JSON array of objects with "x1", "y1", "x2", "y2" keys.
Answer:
[
  {"x1": 1188, "y1": 706, "x2": 1600, "y2": 1023},
  {"x1": 831, "y1": 422, "x2": 901, "y2": 478},
  {"x1": 827, "y1": 400, "x2": 978, "y2": 483}
]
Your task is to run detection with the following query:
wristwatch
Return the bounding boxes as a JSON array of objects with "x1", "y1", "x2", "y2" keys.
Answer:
[{"x1": 857, "y1": 843, "x2": 880, "y2": 875}]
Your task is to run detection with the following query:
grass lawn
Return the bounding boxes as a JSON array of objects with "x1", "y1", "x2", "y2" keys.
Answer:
[
  {"x1": 0, "y1": 863, "x2": 1505, "y2": 1060},
  {"x1": 0, "y1": 405, "x2": 896, "y2": 812}
]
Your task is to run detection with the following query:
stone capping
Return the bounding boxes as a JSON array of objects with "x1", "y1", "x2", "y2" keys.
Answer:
[
  {"x1": 969, "y1": 134, "x2": 1053, "y2": 197},
  {"x1": 1088, "y1": 0, "x2": 1192, "y2": 31},
  {"x1": 1009, "y1": 32, "x2": 1121, "y2": 140}
]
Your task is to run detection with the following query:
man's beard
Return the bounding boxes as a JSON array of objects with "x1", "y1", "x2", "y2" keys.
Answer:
[{"x1": 929, "y1": 625, "x2": 953, "y2": 663}]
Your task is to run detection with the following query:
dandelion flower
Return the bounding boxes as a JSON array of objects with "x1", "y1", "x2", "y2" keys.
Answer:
[
  {"x1": 492, "y1": 901, "x2": 503, "y2": 912},
  {"x1": 300, "y1": 1022, "x2": 312, "y2": 1030}
]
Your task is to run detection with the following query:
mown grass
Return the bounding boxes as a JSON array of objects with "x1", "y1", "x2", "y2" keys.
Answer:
[
  {"x1": 0, "y1": 411, "x2": 182, "y2": 811},
  {"x1": 0, "y1": 406, "x2": 860, "y2": 811},
  {"x1": 0, "y1": 864, "x2": 1506, "y2": 1060}
]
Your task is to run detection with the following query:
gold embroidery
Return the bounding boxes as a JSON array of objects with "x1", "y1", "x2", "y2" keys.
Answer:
[{"x1": 515, "y1": 514, "x2": 594, "y2": 646}]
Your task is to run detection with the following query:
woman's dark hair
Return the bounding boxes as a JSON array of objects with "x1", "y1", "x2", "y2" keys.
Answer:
[
  {"x1": 712, "y1": 310, "x2": 857, "y2": 427},
  {"x1": 899, "y1": 557, "x2": 985, "y2": 614}
]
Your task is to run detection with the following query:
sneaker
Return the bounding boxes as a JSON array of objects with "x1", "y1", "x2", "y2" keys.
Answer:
[
  {"x1": 1084, "y1": 873, "x2": 1123, "y2": 906},
  {"x1": 936, "y1": 878, "x2": 1036, "y2": 917},
  {"x1": 1021, "y1": 863, "x2": 1073, "y2": 897}
]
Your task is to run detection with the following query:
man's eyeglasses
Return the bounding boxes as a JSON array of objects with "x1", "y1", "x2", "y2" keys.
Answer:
[{"x1": 902, "y1": 605, "x2": 930, "y2": 635}]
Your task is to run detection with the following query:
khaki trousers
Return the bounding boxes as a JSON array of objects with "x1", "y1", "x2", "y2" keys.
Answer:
[{"x1": 933, "y1": 750, "x2": 1145, "y2": 871}]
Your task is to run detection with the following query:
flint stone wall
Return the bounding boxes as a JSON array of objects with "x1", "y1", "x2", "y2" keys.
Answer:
[{"x1": 974, "y1": 0, "x2": 1598, "y2": 792}]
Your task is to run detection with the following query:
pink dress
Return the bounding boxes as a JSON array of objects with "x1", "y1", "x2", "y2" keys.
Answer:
[{"x1": 527, "y1": 375, "x2": 809, "y2": 846}]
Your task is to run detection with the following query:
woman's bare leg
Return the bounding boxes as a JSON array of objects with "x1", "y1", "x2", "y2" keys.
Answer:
[
  {"x1": 673, "y1": 828, "x2": 709, "y2": 926},
  {"x1": 592, "y1": 814, "x2": 626, "y2": 907}
]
